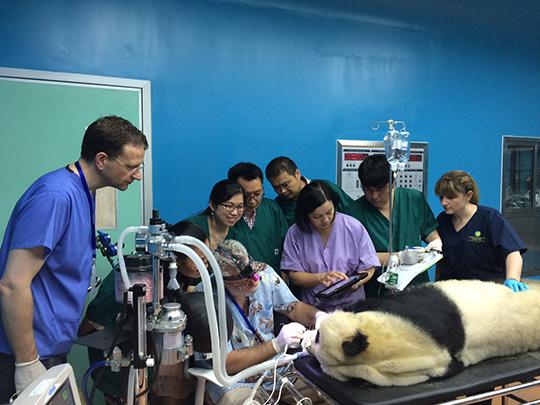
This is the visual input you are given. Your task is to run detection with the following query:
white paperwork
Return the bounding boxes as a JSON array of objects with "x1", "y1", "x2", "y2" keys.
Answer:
[{"x1": 377, "y1": 251, "x2": 443, "y2": 291}]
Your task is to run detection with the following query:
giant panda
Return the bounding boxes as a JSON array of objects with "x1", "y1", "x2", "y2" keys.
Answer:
[{"x1": 309, "y1": 279, "x2": 540, "y2": 386}]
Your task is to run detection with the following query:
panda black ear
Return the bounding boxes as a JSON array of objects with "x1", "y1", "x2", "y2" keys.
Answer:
[{"x1": 342, "y1": 332, "x2": 368, "y2": 356}]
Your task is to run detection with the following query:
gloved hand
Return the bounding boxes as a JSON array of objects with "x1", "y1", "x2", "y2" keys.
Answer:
[
  {"x1": 504, "y1": 279, "x2": 528, "y2": 292},
  {"x1": 315, "y1": 311, "x2": 329, "y2": 330},
  {"x1": 387, "y1": 253, "x2": 400, "y2": 271},
  {"x1": 401, "y1": 248, "x2": 426, "y2": 265},
  {"x1": 425, "y1": 238, "x2": 443, "y2": 253},
  {"x1": 14, "y1": 356, "x2": 47, "y2": 393},
  {"x1": 301, "y1": 329, "x2": 318, "y2": 353},
  {"x1": 276, "y1": 322, "x2": 306, "y2": 350}
]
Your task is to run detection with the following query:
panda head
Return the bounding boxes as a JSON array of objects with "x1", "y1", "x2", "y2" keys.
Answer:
[{"x1": 311, "y1": 311, "x2": 372, "y2": 366}]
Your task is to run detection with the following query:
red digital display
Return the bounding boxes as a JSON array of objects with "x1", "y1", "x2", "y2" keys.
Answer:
[
  {"x1": 344, "y1": 153, "x2": 368, "y2": 161},
  {"x1": 409, "y1": 154, "x2": 423, "y2": 162}
]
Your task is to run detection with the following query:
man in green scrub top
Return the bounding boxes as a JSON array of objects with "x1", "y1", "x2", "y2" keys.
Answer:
[
  {"x1": 265, "y1": 156, "x2": 353, "y2": 226},
  {"x1": 344, "y1": 154, "x2": 442, "y2": 297},
  {"x1": 227, "y1": 162, "x2": 289, "y2": 272}
]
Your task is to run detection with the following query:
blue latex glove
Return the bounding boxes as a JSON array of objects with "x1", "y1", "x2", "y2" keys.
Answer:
[{"x1": 503, "y1": 279, "x2": 528, "y2": 292}]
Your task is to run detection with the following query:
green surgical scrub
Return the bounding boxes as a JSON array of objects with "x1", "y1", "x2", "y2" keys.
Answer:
[
  {"x1": 228, "y1": 198, "x2": 289, "y2": 271},
  {"x1": 185, "y1": 213, "x2": 210, "y2": 236},
  {"x1": 84, "y1": 271, "x2": 125, "y2": 396},
  {"x1": 276, "y1": 179, "x2": 354, "y2": 226},
  {"x1": 344, "y1": 187, "x2": 437, "y2": 295}
]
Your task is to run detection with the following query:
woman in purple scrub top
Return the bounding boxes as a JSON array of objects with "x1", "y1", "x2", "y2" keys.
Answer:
[{"x1": 280, "y1": 180, "x2": 380, "y2": 311}]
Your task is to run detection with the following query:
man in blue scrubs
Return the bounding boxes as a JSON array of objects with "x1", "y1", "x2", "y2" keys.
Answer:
[{"x1": 0, "y1": 116, "x2": 148, "y2": 401}]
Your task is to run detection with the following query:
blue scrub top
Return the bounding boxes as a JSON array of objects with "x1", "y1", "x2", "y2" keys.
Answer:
[
  {"x1": 437, "y1": 205, "x2": 526, "y2": 281},
  {"x1": 0, "y1": 167, "x2": 93, "y2": 357}
]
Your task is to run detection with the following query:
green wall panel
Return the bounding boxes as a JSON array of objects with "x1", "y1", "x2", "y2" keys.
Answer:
[
  {"x1": 0, "y1": 72, "x2": 150, "y2": 402},
  {"x1": 0, "y1": 78, "x2": 143, "y2": 274}
]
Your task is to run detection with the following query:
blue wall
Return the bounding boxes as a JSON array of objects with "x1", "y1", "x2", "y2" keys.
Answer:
[{"x1": 1, "y1": 0, "x2": 540, "y2": 221}]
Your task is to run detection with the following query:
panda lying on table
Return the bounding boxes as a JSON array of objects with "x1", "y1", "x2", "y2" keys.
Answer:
[{"x1": 308, "y1": 279, "x2": 540, "y2": 386}]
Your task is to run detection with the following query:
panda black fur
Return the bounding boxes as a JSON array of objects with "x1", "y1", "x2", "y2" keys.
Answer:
[
  {"x1": 346, "y1": 283, "x2": 466, "y2": 360},
  {"x1": 311, "y1": 279, "x2": 540, "y2": 386}
]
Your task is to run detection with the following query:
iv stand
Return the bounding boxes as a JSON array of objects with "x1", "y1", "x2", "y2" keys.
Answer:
[
  {"x1": 372, "y1": 119, "x2": 409, "y2": 280},
  {"x1": 387, "y1": 167, "x2": 395, "y2": 263}
]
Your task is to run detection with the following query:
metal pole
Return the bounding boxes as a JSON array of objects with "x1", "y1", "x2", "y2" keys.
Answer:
[
  {"x1": 439, "y1": 379, "x2": 540, "y2": 405},
  {"x1": 388, "y1": 168, "x2": 394, "y2": 258},
  {"x1": 132, "y1": 284, "x2": 149, "y2": 404}
]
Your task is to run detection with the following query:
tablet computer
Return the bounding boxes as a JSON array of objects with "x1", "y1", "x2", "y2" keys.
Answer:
[{"x1": 315, "y1": 272, "x2": 368, "y2": 299}]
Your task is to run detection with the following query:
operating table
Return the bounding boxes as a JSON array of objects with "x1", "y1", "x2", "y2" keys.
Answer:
[{"x1": 294, "y1": 350, "x2": 540, "y2": 404}]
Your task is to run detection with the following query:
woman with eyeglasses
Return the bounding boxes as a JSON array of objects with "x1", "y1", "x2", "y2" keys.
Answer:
[
  {"x1": 281, "y1": 181, "x2": 379, "y2": 312},
  {"x1": 186, "y1": 179, "x2": 245, "y2": 251}
]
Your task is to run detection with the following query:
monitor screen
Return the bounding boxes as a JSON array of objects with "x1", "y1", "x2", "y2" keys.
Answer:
[{"x1": 48, "y1": 380, "x2": 76, "y2": 405}]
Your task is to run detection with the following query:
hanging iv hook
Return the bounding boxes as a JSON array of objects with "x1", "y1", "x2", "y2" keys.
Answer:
[{"x1": 371, "y1": 119, "x2": 406, "y2": 132}]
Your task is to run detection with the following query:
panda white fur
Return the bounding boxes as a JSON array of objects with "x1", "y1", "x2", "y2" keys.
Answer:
[{"x1": 311, "y1": 279, "x2": 540, "y2": 386}]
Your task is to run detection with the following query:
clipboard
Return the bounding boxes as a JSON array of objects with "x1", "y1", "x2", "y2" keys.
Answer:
[{"x1": 377, "y1": 252, "x2": 443, "y2": 291}]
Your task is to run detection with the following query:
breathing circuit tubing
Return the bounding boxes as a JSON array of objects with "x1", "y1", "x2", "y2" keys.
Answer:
[{"x1": 115, "y1": 227, "x2": 285, "y2": 386}]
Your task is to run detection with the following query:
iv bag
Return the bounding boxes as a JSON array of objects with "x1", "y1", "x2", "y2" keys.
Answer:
[{"x1": 384, "y1": 128, "x2": 410, "y2": 171}]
